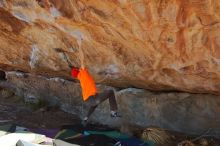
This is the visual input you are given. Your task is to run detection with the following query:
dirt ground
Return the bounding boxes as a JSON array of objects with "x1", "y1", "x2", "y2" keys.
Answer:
[{"x1": 0, "y1": 88, "x2": 219, "y2": 146}]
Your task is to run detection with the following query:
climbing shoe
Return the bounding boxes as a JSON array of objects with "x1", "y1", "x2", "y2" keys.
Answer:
[
  {"x1": 110, "y1": 111, "x2": 122, "y2": 118},
  {"x1": 81, "y1": 117, "x2": 88, "y2": 127}
]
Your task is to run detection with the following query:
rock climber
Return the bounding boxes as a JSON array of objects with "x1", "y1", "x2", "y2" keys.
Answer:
[{"x1": 54, "y1": 40, "x2": 121, "y2": 125}]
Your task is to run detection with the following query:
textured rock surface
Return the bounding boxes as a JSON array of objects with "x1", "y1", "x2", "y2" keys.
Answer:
[
  {"x1": 0, "y1": 0, "x2": 220, "y2": 94},
  {"x1": 2, "y1": 72, "x2": 220, "y2": 135}
]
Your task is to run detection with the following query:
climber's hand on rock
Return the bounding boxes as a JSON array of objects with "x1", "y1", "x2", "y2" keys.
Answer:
[
  {"x1": 54, "y1": 48, "x2": 64, "y2": 53},
  {"x1": 68, "y1": 64, "x2": 74, "y2": 68}
]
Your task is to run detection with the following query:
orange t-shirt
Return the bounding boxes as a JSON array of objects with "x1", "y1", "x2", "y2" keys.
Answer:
[{"x1": 77, "y1": 68, "x2": 97, "y2": 101}]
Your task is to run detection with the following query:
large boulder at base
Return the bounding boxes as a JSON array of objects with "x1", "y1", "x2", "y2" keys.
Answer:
[{"x1": 1, "y1": 72, "x2": 219, "y2": 135}]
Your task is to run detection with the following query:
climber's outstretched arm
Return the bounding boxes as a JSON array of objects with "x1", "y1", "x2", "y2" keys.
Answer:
[
  {"x1": 54, "y1": 48, "x2": 73, "y2": 68},
  {"x1": 63, "y1": 52, "x2": 73, "y2": 68},
  {"x1": 78, "y1": 39, "x2": 85, "y2": 69}
]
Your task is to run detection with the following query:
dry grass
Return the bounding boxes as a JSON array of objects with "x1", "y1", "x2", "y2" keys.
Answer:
[
  {"x1": 0, "y1": 89, "x2": 14, "y2": 98},
  {"x1": 198, "y1": 138, "x2": 209, "y2": 146},
  {"x1": 141, "y1": 127, "x2": 171, "y2": 144},
  {"x1": 177, "y1": 140, "x2": 195, "y2": 146}
]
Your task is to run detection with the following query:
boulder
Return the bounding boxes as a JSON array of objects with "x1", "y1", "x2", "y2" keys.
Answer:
[{"x1": 2, "y1": 71, "x2": 219, "y2": 135}]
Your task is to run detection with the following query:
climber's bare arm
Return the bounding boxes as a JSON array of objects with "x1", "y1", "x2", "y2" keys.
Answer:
[
  {"x1": 79, "y1": 45, "x2": 85, "y2": 69},
  {"x1": 78, "y1": 39, "x2": 85, "y2": 69},
  {"x1": 54, "y1": 38, "x2": 85, "y2": 69},
  {"x1": 54, "y1": 48, "x2": 73, "y2": 68}
]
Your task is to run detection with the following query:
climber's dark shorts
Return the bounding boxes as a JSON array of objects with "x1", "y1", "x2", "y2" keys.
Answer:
[{"x1": 84, "y1": 90, "x2": 118, "y2": 118}]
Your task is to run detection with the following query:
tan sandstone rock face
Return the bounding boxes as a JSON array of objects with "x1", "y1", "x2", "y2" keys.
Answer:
[{"x1": 0, "y1": 0, "x2": 220, "y2": 94}]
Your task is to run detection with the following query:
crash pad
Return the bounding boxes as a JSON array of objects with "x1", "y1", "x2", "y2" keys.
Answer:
[
  {"x1": 118, "y1": 138, "x2": 155, "y2": 146},
  {"x1": 54, "y1": 129, "x2": 82, "y2": 139},
  {"x1": 61, "y1": 124, "x2": 114, "y2": 133},
  {"x1": 65, "y1": 134, "x2": 119, "y2": 146},
  {"x1": 84, "y1": 130, "x2": 130, "y2": 139},
  {"x1": 0, "y1": 132, "x2": 46, "y2": 146},
  {"x1": 17, "y1": 140, "x2": 52, "y2": 146},
  {"x1": 0, "y1": 124, "x2": 16, "y2": 137},
  {"x1": 30, "y1": 128, "x2": 59, "y2": 138},
  {"x1": 53, "y1": 139, "x2": 81, "y2": 146}
]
